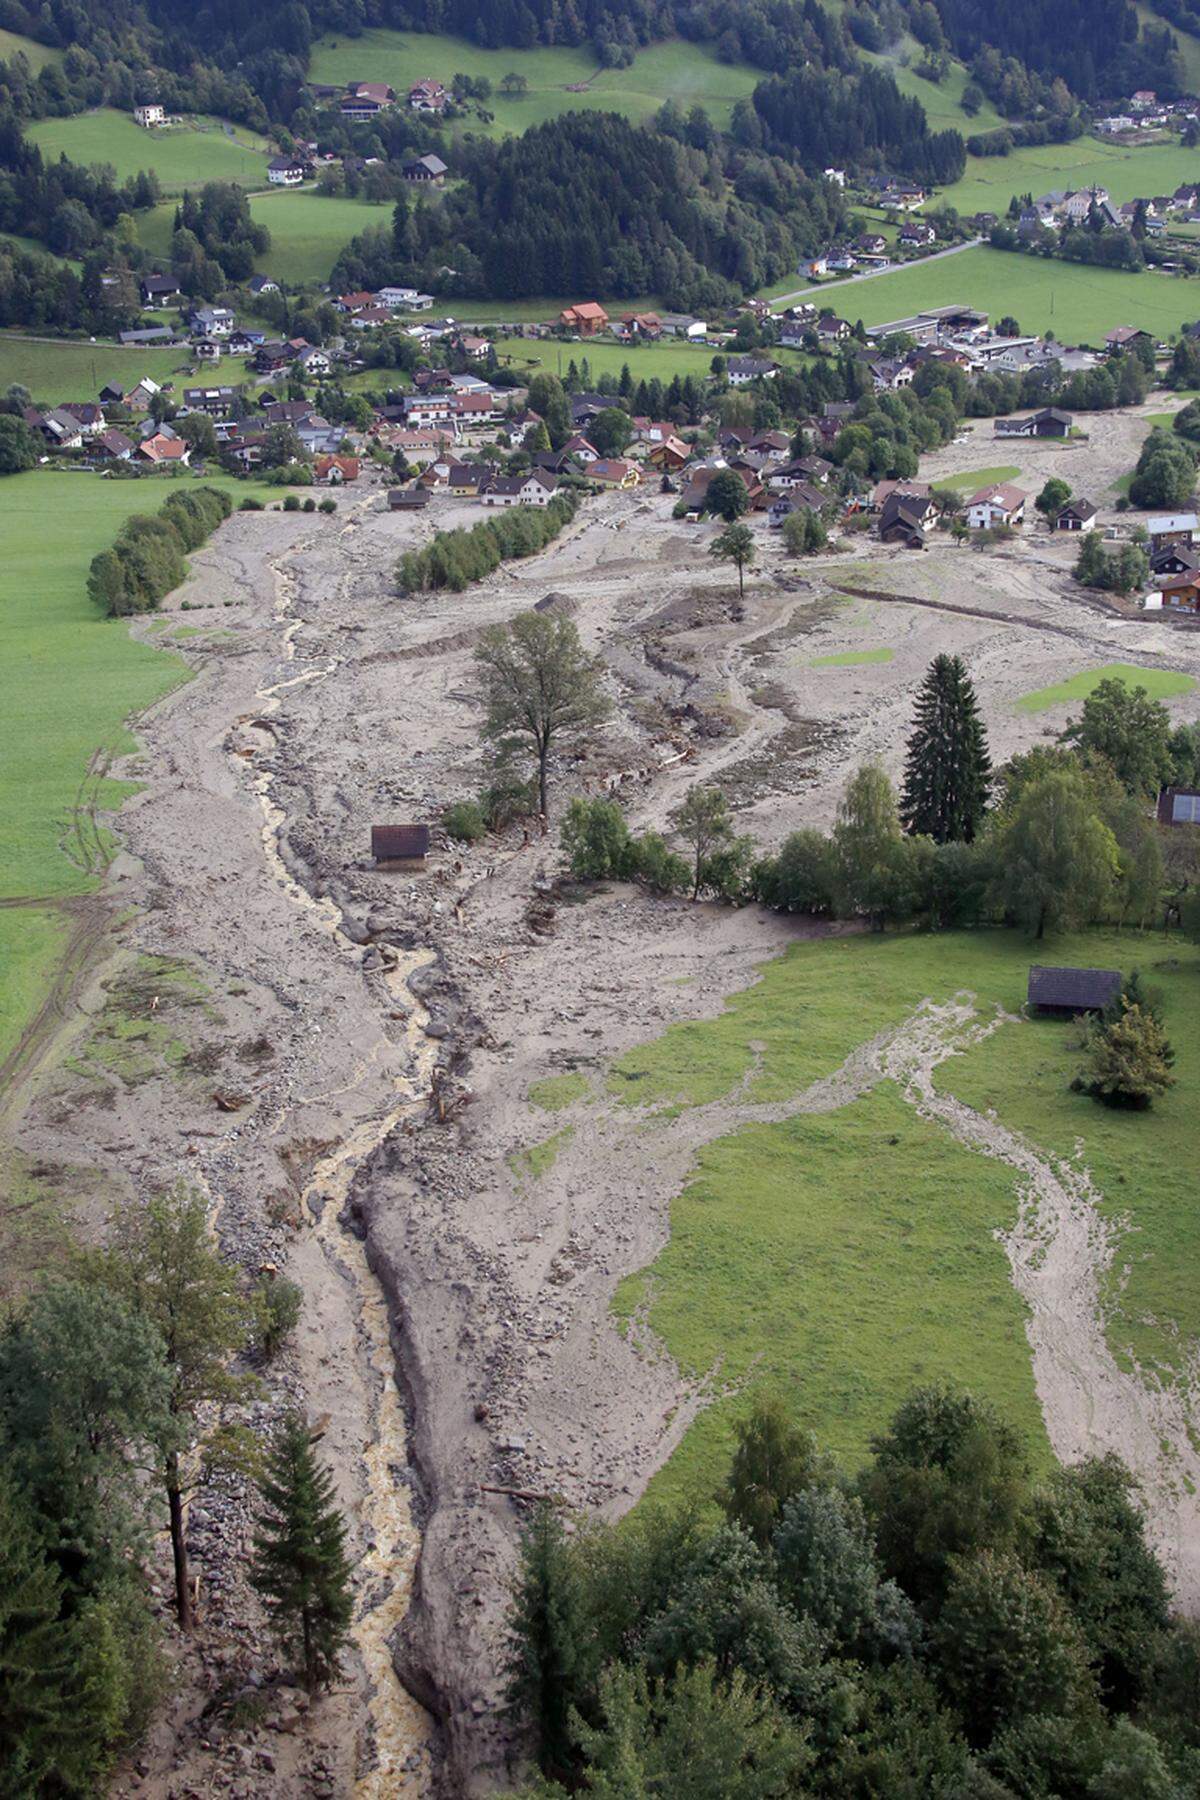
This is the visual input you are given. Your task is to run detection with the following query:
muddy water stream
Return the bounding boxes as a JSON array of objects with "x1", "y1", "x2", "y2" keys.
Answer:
[{"x1": 243, "y1": 537, "x2": 436, "y2": 1791}]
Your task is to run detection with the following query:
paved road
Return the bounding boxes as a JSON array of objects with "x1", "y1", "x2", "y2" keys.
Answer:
[{"x1": 768, "y1": 236, "x2": 984, "y2": 313}]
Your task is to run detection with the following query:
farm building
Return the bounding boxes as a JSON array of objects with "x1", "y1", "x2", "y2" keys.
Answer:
[
  {"x1": 1054, "y1": 499, "x2": 1097, "y2": 531},
  {"x1": 371, "y1": 825, "x2": 430, "y2": 863},
  {"x1": 1157, "y1": 787, "x2": 1200, "y2": 825},
  {"x1": 1027, "y1": 966, "x2": 1121, "y2": 1017},
  {"x1": 388, "y1": 486, "x2": 429, "y2": 510},
  {"x1": 559, "y1": 302, "x2": 609, "y2": 336}
]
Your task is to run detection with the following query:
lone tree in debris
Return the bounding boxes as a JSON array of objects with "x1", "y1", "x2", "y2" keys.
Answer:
[
  {"x1": 250, "y1": 1416, "x2": 354, "y2": 1694},
  {"x1": 93, "y1": 1182, "x2": 253, "y2": 1632},
  {"x1": 475, "y1": 610, "x2": 610, "y2": 816},
  {"x1": 709, "y1": 521, "x2": 756, "y2": 598},
  {"x1": 677, "y1": 785, "x2": 734, "y2": 899},
  {"x1": 900, "y1": 654, "x2": 991, "y2": 843}
]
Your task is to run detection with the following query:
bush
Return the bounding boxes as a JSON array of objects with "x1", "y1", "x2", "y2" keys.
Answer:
[
  {"x1": 1071, "y1": 1001, "x2": 1176, "y2": 1110},
  {"x1": 282, "y1": 494, "x2": 301, "y2": 512},
  {"x1": 319, "y1": 497, "x2": 337, "y2": 514},
  {"x1": 444, "y1": 800, "x2": 488, "y2": 842},
  {"x1": 302, "y1": 497, "x2": 316, "y2": 512},
  {"x1": 253, "y1": 1275, "x2": 302, "y2": 1361},
  {"x1": 240, "y1": 496, "x2": 264, "y2": 511},
  {"x1": 560, "y1": 797, "x2": 634, "y2": 879}
]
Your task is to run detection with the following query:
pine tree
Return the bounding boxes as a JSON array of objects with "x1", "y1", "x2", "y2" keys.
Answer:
[
  {"x1": 900, "y1": 655, "x2": 991, "y2": 843},
  {"x1": 506, "y1": 1504, "x2": 588, "y2": 1782},
  {"x1": 250, "y1": 1417, "x2": 353, "y2": 1694}
]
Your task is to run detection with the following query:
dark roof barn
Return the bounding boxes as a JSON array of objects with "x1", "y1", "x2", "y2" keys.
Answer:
[
  {"x1": 371, "y1": 825, "x2": 430, "y2": 861},
  {"x1": 1027, "y1": 966, "x2": 1121, "y2": 1015}
]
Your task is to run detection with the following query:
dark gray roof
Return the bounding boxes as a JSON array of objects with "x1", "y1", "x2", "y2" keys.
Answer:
[
  {"x1": 1027, "y1": 966, "x2": 1121, "y2": 1010},
  {"x1": 371, "y1": 825, "x2": 430, "y2": 858}
]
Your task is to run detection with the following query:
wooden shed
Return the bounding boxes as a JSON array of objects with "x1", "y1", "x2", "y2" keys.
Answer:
[
  {"x1": 371, "y1": 825, "x2": 431, "y2": 865},
  {"x1": 1027, "y1": 965, "x2": 1121, "y2": 1017}
]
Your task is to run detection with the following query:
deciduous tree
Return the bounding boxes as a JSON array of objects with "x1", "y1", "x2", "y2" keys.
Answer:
[
  {"x1": 709, "y1": 521, "x2": 756, "y2": 596},
  {"x1": 475, "y1": 612, "x2": 610, "y2": 815},
  {"x1": 989, "y1": 770, "x2": 1119, "y2": 938}
]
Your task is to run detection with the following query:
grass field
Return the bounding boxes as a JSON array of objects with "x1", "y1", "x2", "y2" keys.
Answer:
[
  {"x1": 27, "y1": 109, "x2": 271, "y2": 194},
  {"x1": 0, "y1": 26, "x2": 61, "y2": 70},
  {"x1": 0, "y1": 334, "x2": 192, "y2": 405},
  {"x1": 942, "y1": 137, "x2": 1200, "y2": 220},
  {"x1": 810, "y1": 647, "x2": 895, "y2": 667},
  {"x1": 1015, "y1": 661, "x2": 1198, "y2": 712},
  {"x1": 609, "y1": 926, "x2": 1200, "y2": 1507},
  {"x1": 864, "y1": 46, "x2": 1006, "y2": 137},
  {"x1": 802, "y1": 246, "x2": 1200, "y2": 345},
  {"x1": 938, "y1": 463, "x2": 1022, "y2": 492},
  {"x1": 0, "y1": 469, "x2": 266, "y2": 1076},
  {"x1": 308, "y1": 30, "x2": 758, "y2": 136},
  {"x1": 140, "y1": 189, "x2": 390, "y2": 285}
]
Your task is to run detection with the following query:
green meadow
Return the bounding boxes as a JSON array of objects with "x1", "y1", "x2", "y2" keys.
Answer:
[
  {"x1": 27, "y1": 109, "x2": 271, "y2": 193},
  {"x1": 863, "y1": 46, "x2": 1006, "y2": 136},
  {"x1": 139, "y1": 189, "x2": 391, "y2": 285},
  {"x1": 810, "y1": 647, "x2": 895, "y2": 667},
  {"x1": 1015, "y1": 662, "x2": 1198, "y2": 712},
  {"x1": 608, "y1": 927, "x2": 1200, "y2": 1506},
  {"x1": 937, "y1": 464, "x2": 1022, "y2": 492},
  {"x1": 0, "y1": 334, "x2": 191, "y2": 404},
  {"x1": 0, "y1": 470, "x2": 265, "y2": 1074},
  {"x1": 0, "y1": 26, "x2": 61, "y2": 70},
  {"x1": 795, "y1": 246, "x2": 1200, "y2": 344},
  {"x1": 308, "y1": 30, "x2": 758, "y2": 136}
]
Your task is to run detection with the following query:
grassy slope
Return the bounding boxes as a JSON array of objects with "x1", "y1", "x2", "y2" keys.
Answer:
[
  {"x1": 1015, "y1": 662, "x2": 1197, "y2": 712},
  {"x1": 610, "y1": 927, "x2": 1200, "y2": 1505},
  {"x1": 943, "y1": 138, "x2": 1200, "y2": 219},
  {"x1": 140, "y1": 190, "x2": 392, "y2": 285},
  {"x1": 811, "y1": 246, "x2": 1199, "y2": 343},
  {"x1": 0, "y1": 335, "x2": 193, "y2": 405},
  {"x1": 939, "y1": 945, "x2": 1200, "y2": 1380},
  {"x1": 0, "y1": 470, "x2": 265, "y2": 1071},
  {"x1": 308, "y1": 30, "x2": 758, "y2": 136},
  {"x1": 0, "y1": 26, "x2": 61, "y2": 70},
  {"x1": 27, "y1": 110, "x2": 270, "y2": 192}
]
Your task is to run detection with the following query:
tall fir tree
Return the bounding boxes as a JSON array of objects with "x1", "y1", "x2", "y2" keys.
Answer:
[
  {"x1": 900, "y1": 655, "x2": 991, "y2": 843},
  {"x1": 250, "y1": 1417, "x2": 353, "y2": 1695}
]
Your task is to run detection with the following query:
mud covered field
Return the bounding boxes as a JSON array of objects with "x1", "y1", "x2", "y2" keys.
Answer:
[{"x1": 6, "y1": 406, "x2": 1200, "y2": 1797}]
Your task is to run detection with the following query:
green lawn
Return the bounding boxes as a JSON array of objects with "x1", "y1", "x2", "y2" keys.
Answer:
[
  {"x1": 863, "y1": 45, "x2": 1006, "y2": 136},
  {"x1": 0, "y1": 26, "x2": 61, "y2": 70},
  {"x1": 139, "y1": 188, "x2": 390, "y2": 284},
  {"x1": 810, "y1": 647, "x2": 895, "y2": 667},
  {"x1": 942, "y1": 136, "x2": 1200, "y2": 218},
  {"x1": 800, "y1": 246, "x2": 1199, "y2": 345},
  {"x1": 27, "y1": 109, "x2": 271, "y2": 193},
  {"x1": 609, "y1": 927, "x2": 1200, "y2": 1508},
  {"x1": 508, "y1": 336, "x2": 728, "y2": 384},
  {"x1": 0, "y1": 469, "x2": 267, "y2": 1073},
  {"x1": 1015, "y1": 662, "x2": 1198, "y2": 712},
  {"x1": 938, "y1": 463, "x2": 1022, "y2": 493},
  {"x1": 0, "y1": 334, "x2": 193, "y2": 405},
  {"x1": 308, "y1": 30, "x2": 758, "y2": 136},
  {"x1": 939, "y1": 946, "x2": 1200, "y2": 1381}
]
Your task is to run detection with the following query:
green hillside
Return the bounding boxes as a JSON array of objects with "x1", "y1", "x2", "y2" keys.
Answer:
[
  {"x1": 308, "y1": 30, "x2": 759, "y2": 136},
  {"x1": 27, "y1": 109, "x2": 271, "y2": 193}
]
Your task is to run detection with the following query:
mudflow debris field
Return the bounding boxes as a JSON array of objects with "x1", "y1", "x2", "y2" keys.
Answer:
[{"x1": 6, "y1": 422, "x2": 1200, "y2": 1796}]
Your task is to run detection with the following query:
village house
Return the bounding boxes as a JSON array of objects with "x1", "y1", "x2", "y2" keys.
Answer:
[
  {"x1": 248, "y1": 274, "x2": 279, "y2": 297},
  {"x1": 898, "y1": 219, "x2": 935, "y2": 248},
  {"x1": 341, "y1": 81, "x2": 395, "y2": 120},
  {"x1": 1055, "y1": 498, "x2": 1098, "y2": 531},
  {"x1": 749, "y1": 429, "x2": 791, "y2": 461},
  {"x1": 816, "y1": 314, "x2": 851, "y2": 346},
  {"x1": 93, "y1": 428, "x2": 134, "y2": 461},
  {"x1": 190, "y1": 305, "x2": 235, "y2": 338},
  {"x1": 119, "y1": 326, "x2": 180, "y2": 347},
  {"x1": 408, "y1": 80, "x2": 448, "y2": 113},
  {"x1": 181, "y1": 385, "x2": 239, "y2": 418},
  {"x1": 617, "y1": 312, "x2": 662, "y2": 340},
  {"x1": 1150, "y1": 538, "x2": 1200, "y2": 576},
  {"x1": 563, "y1": 433, "x2": 599, "y2": 463},
  {"x1": 1148, "y1": 511, "x2": 1198, "y2": 552},
  {"x1": 124, "y1": 377, "x2": 161, "y2": 412},
  {"x1": 966, "y1": 483, "x2": 1027, "y2": 529},
  {"x1": 769, "y1": 483, "x2": 825, "y2": 526},
  {"x1": 648, "y1": 435, "x2": 690, "y2": 471},
  {"x1": 25, "y1": 407, "x2": 82, "y2": 449},
  {"x1": 659, "y1": 313, "x2": 707, "y2": 339},
  {"x1": 995, "y1": 406, "x2": 1074, "y2": 438},
  {"x1": 313, "y1": 454, "x2": 359, "y2": 485},
  {"x1": 1144, "y1": 571, "x2": 1200, "y2": 612},
  {"x1": 140, "y1": 274, "x2": 182, "y2": 306},
  {"x1": 440, "y1": 462, "x2": 491, "y2": 495},
  {"x1": 388, "y1": 485, "x2": 430, "y2": 510},
  {"x1": 133, "y1": 103, "x2": 165, "y2": 127},
  {"x1": 138, "y1": 433, "x2": 190, "y2": 466},
  {"x1": 588, "y1": 459, "x2": 641, "y2": 488},
  {"x1": 779, "y1": 322, "x2": 812, "y2": 350},
  {"x1": 294, "y1": 345, "x2": 332, "y2": 377},
  {"x1": 559, "y1": 302, "x2": 609, "y2": 336},
  {"x1": 267, "y1": 155, "x2": 306, "y2": 187},
  {"x1": 727, "y1": 356, "x2": 778, "y2": 385},
  {"x1": 480, "y1": 470, "x2": 560, "y2": 507},
  {"x1": 403, "y1": 153, "x2": 448, "y2": 186},
  {"x1": 879, "y1": 490, "x2": 933, "y2": 548},
  {"x1": 1106, "y1": 324, "x2": 1154, "y2": 354}
]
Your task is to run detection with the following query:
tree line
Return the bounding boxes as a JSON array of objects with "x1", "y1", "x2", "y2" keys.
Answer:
[
  {"x1": 505, "y1": 1385, "x2": 1197, "y2": 1797},
  {"x1": 87, "y1": 485, "x2": 235, "y2": 617},
  {"x1": 0, "y1": 1184, "x2": 354, "y2": 1789},
  {"x1": 396, "y1": 490, "x2": 579, "y2": 595}
]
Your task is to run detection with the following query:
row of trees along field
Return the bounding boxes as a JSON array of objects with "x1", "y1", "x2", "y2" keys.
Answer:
[
  {"x1": 503, "y1": 1386, "x2": 1199, "y2": 1797},
  {"x1": 0, "y1": 1185, "x2": 356, "y2": 1787}
]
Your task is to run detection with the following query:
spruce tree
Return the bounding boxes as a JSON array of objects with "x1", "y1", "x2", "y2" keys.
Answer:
[
  {"x1": 250, "y1": 1417, "x2": 353, "y2": 1694},
  {"x1": 506, "y1": 1504, "x2": 588, "y2": 1782},
  {"x1": 900, "y1": 655, "x2": 991, "y2": 843}
]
